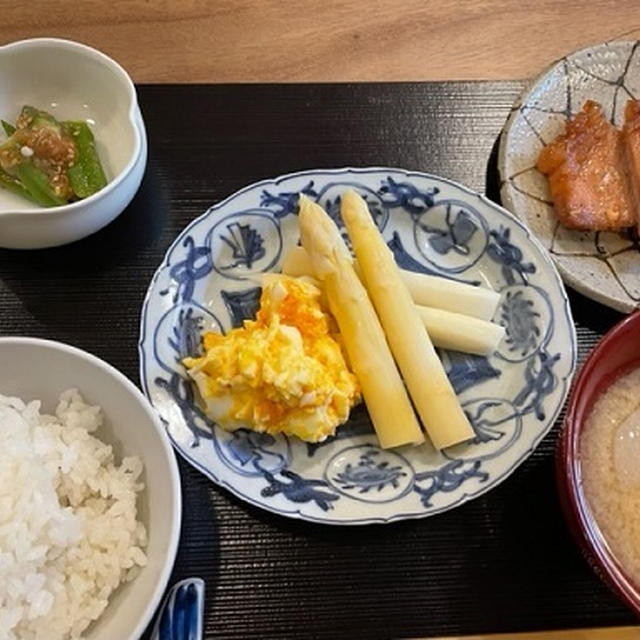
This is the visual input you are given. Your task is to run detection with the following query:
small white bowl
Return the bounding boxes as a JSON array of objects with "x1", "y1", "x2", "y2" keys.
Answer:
[
  {"x1": 0, "y1": 38, "x2": 146, "y2": 249},
  {"x1": 0, "y1": 337, "x2": 182, "y2": 640}
]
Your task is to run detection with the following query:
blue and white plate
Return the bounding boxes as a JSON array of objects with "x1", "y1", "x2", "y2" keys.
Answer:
[{"x1": 139, "y1": 167, "x2": 576, "y2": 525}]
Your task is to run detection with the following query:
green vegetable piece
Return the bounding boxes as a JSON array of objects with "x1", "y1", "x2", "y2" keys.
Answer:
[
  {"x1": 0, "y1": 126, "x2": 62, "y2": 207},
  {"x1": 0, "y1": 137, "x2": 26, "y2": 179},
  {"x1": 64, "y1": 121, "x2": 107, "y2": 199},
  {"x1": 0, "y1": 135, "x2": 20, "y2": 162},
  {"x1": 19, "y1": 105, "x2": 62, "y2": 135},
  {"x1": 1, "y1": 120, "x2": 15, "y2": 137},
  {"x1": 0, "y1": 108, "x2": 107, "y2": 207},
  {"x1": 0, "y1": 167, "x2": 41, "y2": 204},
  {"x1": 15, "y1": 162, "x2": 66, "y2": 207}
]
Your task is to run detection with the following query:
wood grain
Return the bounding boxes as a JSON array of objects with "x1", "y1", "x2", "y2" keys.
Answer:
[
  {"x1": 424, "y1": 627, "x2": 640, "y2": 640},
  {"x1": 3, "y1": 3, "x2": 640, "y2": 634},
  {"x1": 3, "y1": 0, "x2": 640, "y2": 82}
]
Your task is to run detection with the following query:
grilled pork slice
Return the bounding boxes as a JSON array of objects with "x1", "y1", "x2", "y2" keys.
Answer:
[
  {"x1": 623, "y1": 99, "x2": 640, "y2": 232},
  {"x1": 537, "y1": 100, "x2": 635, "y2": 230}
]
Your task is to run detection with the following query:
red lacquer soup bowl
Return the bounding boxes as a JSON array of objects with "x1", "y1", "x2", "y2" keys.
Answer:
[{"x1": 558, "y1": 310, "x2": 640, "y2": 615}]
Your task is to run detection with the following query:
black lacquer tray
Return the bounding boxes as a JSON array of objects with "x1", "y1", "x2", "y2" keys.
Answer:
[{"x1": 0, "y1": 83, "x2": 630, "y2": 639}]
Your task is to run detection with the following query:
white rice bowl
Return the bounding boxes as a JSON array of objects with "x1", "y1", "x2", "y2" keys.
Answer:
[
  {"x1": 0, "y1": 389, "x2": 147, "y2": 639},
  {"x1": 0, "y1": 337, "x2": 181, "y2": 640}
]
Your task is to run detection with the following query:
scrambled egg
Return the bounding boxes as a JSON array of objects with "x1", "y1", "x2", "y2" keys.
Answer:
[{"x1": 183, "y1": 275, "x2": 360, "y2": 442}]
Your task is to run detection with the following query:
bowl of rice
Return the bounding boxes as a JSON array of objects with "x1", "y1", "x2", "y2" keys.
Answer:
[
  {"x1": 0, "y1": 336, "x2": 181, "y2": 640},
  {"x1": 558, "y1": 311, "x2": 640, "y2": 616}
]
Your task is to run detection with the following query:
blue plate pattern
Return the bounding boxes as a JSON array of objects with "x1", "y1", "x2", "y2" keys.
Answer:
[{"x1": 139, "y1": 167, "x2": 576, "y2": 525}]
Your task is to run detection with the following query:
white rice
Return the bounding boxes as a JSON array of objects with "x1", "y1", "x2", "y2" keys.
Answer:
[{"x1": 0, "y1": 389, "x2": 147, "y2": 639}]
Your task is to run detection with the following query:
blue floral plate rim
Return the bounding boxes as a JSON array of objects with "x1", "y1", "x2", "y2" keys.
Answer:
[{"x1": 138, "y1": 166, "x2": 577, "y2": 525}]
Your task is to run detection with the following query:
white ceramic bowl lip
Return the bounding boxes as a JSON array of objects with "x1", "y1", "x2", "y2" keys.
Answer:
[
  {"x1": 0, "y1": 38, "x2": 142, "y2": 217},
  {"x1": 0, "y1": 336, "x2": 182, "y2": 639}
]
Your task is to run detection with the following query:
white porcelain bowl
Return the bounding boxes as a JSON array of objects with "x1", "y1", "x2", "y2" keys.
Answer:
[
  {"x1": 0, "y1": 38, "x2": 146, "y2": 249},
  {"x1": 0, "y1": 337, "x2": 181, "y2": 640}
]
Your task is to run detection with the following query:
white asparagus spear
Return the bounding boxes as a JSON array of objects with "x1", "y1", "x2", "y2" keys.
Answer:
[
  {"x1": 280, "y1": 249, "x2": 505, "y2": 356},
  {"x1": 398, "y1": 270, "x2": 499, "y2": 321},
  {"x1": 282, "y1": 245, "x2": 317, "y2": 276},
  {"x1": 298, "y1": 195, "x2": 424, "y2": 449},
  {"x1": 259, "y1": 273, "x2": 505, "y2": 355},
  {"x1": 415, "y1": 306, "x2": 504, "y2": 356},
  {"x1": 282, "y1": 245, "x2": 500, "y2": 321},
  {"x1": 341, "y1": 189, "x2": 474, "y2": 450}
]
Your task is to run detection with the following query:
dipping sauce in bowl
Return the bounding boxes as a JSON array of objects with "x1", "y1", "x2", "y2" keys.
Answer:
[{"x1": 559, "y1": 310, "x2": 640, "y2": 613}]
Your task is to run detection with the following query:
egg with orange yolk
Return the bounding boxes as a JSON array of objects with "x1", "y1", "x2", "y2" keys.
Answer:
[{"x1": 183, "y1": 275, "x2": 360, "y2": 442}]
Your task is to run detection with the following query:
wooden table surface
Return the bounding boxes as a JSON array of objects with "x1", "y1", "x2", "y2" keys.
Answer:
[
  {"x1": 4, "y1": 0, "x2": 640, "y2": 83},
  {"x1": 5, "y1": 2, "x2": 640, "y2": 640}
]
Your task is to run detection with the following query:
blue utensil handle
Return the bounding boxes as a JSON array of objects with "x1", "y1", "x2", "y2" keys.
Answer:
[{"x1": 152, "y1": 577, "x2": 205, "y2": 640}]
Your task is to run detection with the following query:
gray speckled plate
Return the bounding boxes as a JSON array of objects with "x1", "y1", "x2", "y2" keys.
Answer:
[{"x1": 499, "y1": 40, "x2": 640, "y2": 313}]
